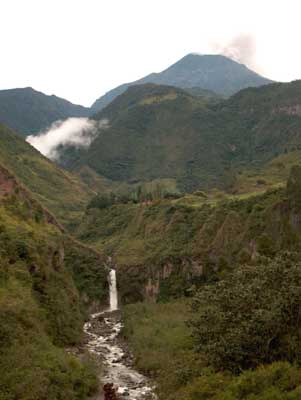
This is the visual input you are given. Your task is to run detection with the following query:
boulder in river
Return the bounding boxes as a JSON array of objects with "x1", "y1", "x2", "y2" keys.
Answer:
[{"x1": 103, "y1": 382, "x2": 118, "y2": 400}]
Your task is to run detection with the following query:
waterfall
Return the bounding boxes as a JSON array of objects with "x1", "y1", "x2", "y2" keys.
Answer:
[{"x1": 109, "y1": 269, "x2": 118, "y2": 311}]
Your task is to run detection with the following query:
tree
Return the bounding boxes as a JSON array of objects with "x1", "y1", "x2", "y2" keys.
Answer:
[
  {"x1": 287, "y1": 165, "x2": 301, "y2": 209},
  {"x1": 190, "y1": 252, "x2": 301, "y2": 372}
]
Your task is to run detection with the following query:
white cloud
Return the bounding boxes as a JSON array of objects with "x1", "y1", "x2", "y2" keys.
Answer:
[{"x1": 26, "y1": 117, "x2": 108, "y2": 160}]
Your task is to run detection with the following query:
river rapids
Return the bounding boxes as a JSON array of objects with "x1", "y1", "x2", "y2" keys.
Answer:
[{"x1": 83, "y1": 269, "x2": 157, "y2": 400}]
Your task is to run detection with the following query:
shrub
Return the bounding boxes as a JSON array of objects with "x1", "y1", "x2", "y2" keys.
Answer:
[
  {"x1": 175, "y1": 362, "x2": 301, "y2": 400},
  {"x1": 287, "y1": 165, "x2": 301, "y2": 209},
  {"x1": 87, "y1": 194, "x2": 114, "y2": 209},
  {"x1": 190, "y1": 252, "x2": 301, "y2": 372}
]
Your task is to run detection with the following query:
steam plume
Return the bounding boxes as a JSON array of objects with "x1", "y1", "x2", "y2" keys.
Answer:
[
  {"x1": 212, "y1": 34, "x2": 258, "y2": 71},
  {"x1": 27, "y1": 117, "x2": 108, "y2": 160}
]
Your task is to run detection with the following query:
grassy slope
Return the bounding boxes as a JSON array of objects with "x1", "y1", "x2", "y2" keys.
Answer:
[
  {"x1": 0, "y1": 124, "x2": 93, "y2": 227},
  {"x1": 0, "y1": 164, "x2": 108, "y2": 399},
  {"x1": 233, "y1": 150, "x2": 301, "y2": 193},
  {"x1": 123, "y1": 301, "x2": 197, "y2": 395},
  {"x1": 123, "y1": 300, "x2": 301, "y2": 400}
]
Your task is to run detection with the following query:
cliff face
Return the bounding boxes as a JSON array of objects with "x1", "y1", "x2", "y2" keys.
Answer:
[{"x1": 77, "y1": 167, "x2": 301, "y2": 303}]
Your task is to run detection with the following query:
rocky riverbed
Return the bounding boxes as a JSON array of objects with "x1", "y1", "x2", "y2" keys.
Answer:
[{"x1": 84, "y1": 309, "x2": 157, "y2": 400}]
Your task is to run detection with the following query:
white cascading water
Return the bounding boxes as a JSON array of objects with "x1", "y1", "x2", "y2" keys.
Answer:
[
  {"x1": 83, "y1": 267, "x2": 157, "y2": 399},
  {"x1": 109, "y1": 269, "x2": 118, "y2": 311}
]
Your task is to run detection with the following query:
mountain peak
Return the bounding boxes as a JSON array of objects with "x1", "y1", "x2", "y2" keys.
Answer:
[{"x1": 91, "y1": 53, "x2": 273, "y2": 112}]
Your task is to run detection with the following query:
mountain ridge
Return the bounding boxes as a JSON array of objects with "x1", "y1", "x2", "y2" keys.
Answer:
[
  {"x1": 58, "y1": 80, "x2": 301, "y2": 193},
  {"x1": 0, "y1": 87, "x2": 89, "y2": 136},
  {"x1": 91, "y1": 53, "x2": 273, "y2": 112}
]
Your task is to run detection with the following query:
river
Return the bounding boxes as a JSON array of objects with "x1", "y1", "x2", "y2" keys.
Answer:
[{"x1": 83, "y1": 269, "x2": 157, "y2": 400}]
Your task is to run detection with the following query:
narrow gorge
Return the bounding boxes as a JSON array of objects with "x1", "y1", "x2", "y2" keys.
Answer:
[{"x1": 84, "y1": 269, "x2": 157, "y2": 399}]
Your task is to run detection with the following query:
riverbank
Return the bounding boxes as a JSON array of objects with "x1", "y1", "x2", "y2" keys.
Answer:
[
  {"x1": 84, "y1": 309, "x2": 157, "y2": 399},
  {"x1": 123, "y1": 300, "x2": 199, "y2": 399},
  {"x1": 122, "y1": 270, "x2": 301, "y2": 400}
]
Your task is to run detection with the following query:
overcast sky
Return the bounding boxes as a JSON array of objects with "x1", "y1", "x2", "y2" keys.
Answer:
[{"x1": 1, "y1": 0, "x2": 301, "y2": 106}]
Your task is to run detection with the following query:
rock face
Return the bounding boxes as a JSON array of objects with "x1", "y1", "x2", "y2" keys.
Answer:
[
  {"x1": 78, "y1": 165, "x2": 301, "y2": 304},
  {"x1": 117, "y1": 258, "x2": 205, "y2": 303}
]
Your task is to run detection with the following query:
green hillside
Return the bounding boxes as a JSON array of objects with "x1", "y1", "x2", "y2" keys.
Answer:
[
  {"x1": 0, "y1": 124, "x2": 94, "y2": 227},
  {"x1": 0, "y1": 163, "x2": 107, "y2": 400},
  {"x1": 62, "y1": 84, "x2": 227, "y2": 192},
  {"x1": 0, "y1": 87, "x2": 89, "y2": 136},
  {"x1": 74, "y1": 165, "x2": 301, "y2": 399},
  {"x1": 61, "y1": 80, "x2": 301, "y2": 193},
  {"x1": 75, "y1": 165, "x2": 301, "y2": 302},
  {"x1": 123, "y1": 265, "x2": 301, "y2": 400}
]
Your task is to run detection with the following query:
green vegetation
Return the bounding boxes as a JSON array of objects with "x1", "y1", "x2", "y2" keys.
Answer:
[
  {"x1": 119, "y1": 167, "x2": 301, "y2": 398},
  {"x1": 0, "y1": 124, "x2": 93, "y2": 227},
  {"x1": 78, "y1": 200, "x2": 207, "y2": 266},
  {"x1": 191, "y1": 252, "x2": 301, "y2": 372},
  {"x1": 0, "y1": 164, "x2": 107, "y2": 399},
  {"x1": 123, "y1": 300, "x2": 200, "y2": 396},
  {"x1": 123, "y1": 253, "x2": 301, "y2": 399},
  {"x1": 232, "y1": 150, "x2": 301, "y2": 195},
  {"x1": 64, "y1": 240, "x2": 108, "y2": 306},
  {"x1": 76, "y1": 165, "x2": 301, "y2": 307},
  {"x1": 76, "y1": 183, "x2": 286, "y2": 301},
  {"x1": 0, "y1": 87, "x2": 89, "y2": 135},
  {"x1": 0, "y1": 277, "x2": 97, "y2": 400},
  {"x1": 175, "y1": 363, "x2": 301, "y2": 400},
  {"x1": 2, "y1": 72, "x2": 301, "y2": 400},
  {"x1": 87, "y1": 178, "x2": 181, "y2": 209},
  {"x1": 62, "y1": 80, "x2": 301, "y2": 193}
]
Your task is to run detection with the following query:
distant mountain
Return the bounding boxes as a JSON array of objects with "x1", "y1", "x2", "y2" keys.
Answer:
[
  {"x1": 60, "y1": 80, "x2": 301, "y2": 193},
  {"x1": 0, "y1": 87, "x2": 89, "y2": 136},
  {"x1": 91, "y1": 54, "x2": 273, "y2": 112}
]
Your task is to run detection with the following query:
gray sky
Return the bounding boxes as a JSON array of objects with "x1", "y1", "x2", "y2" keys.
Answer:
[{"x1": 1, "y1": 0, "x2": 301, "y2": 106}]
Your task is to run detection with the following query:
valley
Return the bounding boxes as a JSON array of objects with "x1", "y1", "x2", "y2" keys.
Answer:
[{"x1": 2, "y1": 51, "x2": 301, "y2": 400}]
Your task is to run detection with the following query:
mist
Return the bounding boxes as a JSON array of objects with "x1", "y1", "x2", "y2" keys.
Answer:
[
  {"x1": 27, "y1": 117, "x2": 108, "y2": 160},
  {"x1": 212, "y1": 34, "x2": 259, "y2": 72}
]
